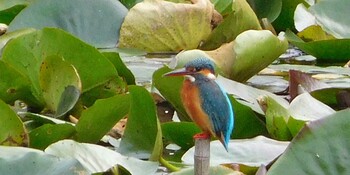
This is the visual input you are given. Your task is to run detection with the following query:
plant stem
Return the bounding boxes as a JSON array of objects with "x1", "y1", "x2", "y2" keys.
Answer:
[{"x1": 159, "y1": 156, "x2": 181, "y2": 172}]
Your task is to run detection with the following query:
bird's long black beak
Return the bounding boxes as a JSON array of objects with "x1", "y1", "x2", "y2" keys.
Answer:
[{"x1": 163, "y1": 68, "x2": 193, "y2": 77}]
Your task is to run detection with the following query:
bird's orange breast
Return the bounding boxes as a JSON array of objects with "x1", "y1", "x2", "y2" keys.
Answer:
[{"x1": 181, "y1": 79, "x2": 215, "y2": 136}]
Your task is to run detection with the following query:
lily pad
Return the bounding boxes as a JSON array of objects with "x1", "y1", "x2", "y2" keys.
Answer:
[
  {"x1": 118, "y1": 0, "x2": 213, "y2": 52},
  {"x1": 182, "y1": 136, "x2": 289, "y2": 167},
  {"x1": 46, "y1": 140, "x2": 159, "y2": 175},
  {"x1": 310, "y1": 0, "x2": 350, "y2": 38},
  {"x1": 39, "y1": 55, "x2": 81, "y2": 115},
  {"x1": 0, "y1": 99, "x2": 28, "y2": 146},
  {"x1": 216, "y1": 75, "x2": 289, "y2": 115},
  {"x1": 267, "y1": 109, "x2": 350, "y2": 175},
  {"x1": 289, "y1": 69, "x2": 330, "y2": 100},
  {"x1": 200, "y1": 0, "x2": 261, "y2": 50},
  {"x1": 0, "y1": 145, "x2": 87, "y2": 175},
  {"x1": 8, "y1": 0, "x2": 127, "y2": 48},
  {"x1": 119, "y1": 86, "x2": 163, "y2": 161}
]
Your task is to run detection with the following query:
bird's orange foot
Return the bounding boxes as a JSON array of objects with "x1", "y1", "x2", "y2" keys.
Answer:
[{"x1": 193, "y1": 133, "x2": 211, "y2": 139}]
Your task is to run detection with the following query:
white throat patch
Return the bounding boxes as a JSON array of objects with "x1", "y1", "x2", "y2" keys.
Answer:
[
  {"x1": 206, "y1": 73, "x2": 216, "y2": 80},
  {"x1": 185, "y1": 75, "x2": 195, "y2": 82}
]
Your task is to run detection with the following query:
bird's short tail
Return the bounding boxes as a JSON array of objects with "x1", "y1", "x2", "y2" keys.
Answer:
[{"x1": 219, "y1": 133, "x2": 229, "y2": 152}]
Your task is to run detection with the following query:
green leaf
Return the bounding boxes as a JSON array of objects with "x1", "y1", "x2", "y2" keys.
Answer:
[
  {"x1": 0, "y1": 0, "x2": 29, "y2": 24},
  {"x1": 211, "y1": 0, "x2": 232, "y2": 15},
  {"x1": 182, "y1": 136, "x2": 289, "y2": 167},
  {"x1": 287, "y1": 93, "x2": 335, "y2": 136},
  {"x1": 200, "y1": 0, "x2": 261, "y2": 50},
  {"x1": 162, "y1": 122, "x2": 201, "y2": 150},
  {"x1": 2, "y1": 28, "x2": 123, "y2": 107},
  {"x1": 310, "y1": 0, "x2": 350, "y2": 38},
  {"x1": 153, "y1": 66, "x2": 191, "y2": 121},
  {"x1": 119, "y1": 0, "x2": 213, "y2": 52},
  {"x1": 55, "y1": 85, "x2": 81, "y2": 118},
  {"x1": 247, "y1": 0, "x2": 282, "y2": 22},
  {"x1": 267, "y1": 109, "x2": 350, "y2": 175},
  {"x1": 102, "y1": 52, "x2": 136, "y2": 85},
  {"x1": 216, "y1": 75, "x2": 289, "y2": 115},
  {"x1": 8, "y1": 0, "x2": 128, "y2": 48},
  {"x1": 229, "y1": 96, "x2": 268, "y2": 139},
  {"x1": 29, "y1": 123, "x2": 76, "y2": 150},
  {"x1": 0, "y1": 61, "x2": 40, "y2": 107},
  {"x1": 229, "y1": 30, "x2": 288, "y2": 82},
  {"x1": 119, "y1": 85, "x2": 162, "y2": 161},
  {"x1": 75, "y1": 94, "x2": 130, "y2": 143},
  {"x1": 39, "y1": 55, "x2": 81, "y2": 114},
  {"x1": 46, "y1": 140, "x2": 159, "y2": 175},
  {"x1": 0, "y1": 146, "x2": 87, "y2": 175},
  {"x1": 0, "y1": 28, "x2": 36, "y2": 52},
  {"x1": 261, "y1": 95, "x2": 292, "y2": 141},
  {"x1": 120, "y1": 0, "x2": 143, "y2": 9},
  {"x1": 285, "y1": 29, "x2": 350, "y2": 62},
  {"x1": 272, "y1": 0, "x2": 305, "y2": 32},
  {"x1": 0, "y1": 99, "x2": 28, "y2": 146}
]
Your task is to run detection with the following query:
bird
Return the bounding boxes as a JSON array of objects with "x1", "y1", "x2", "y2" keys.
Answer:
[{"x1": 164, "y1": 58, "x2": 234, "y2": 151}]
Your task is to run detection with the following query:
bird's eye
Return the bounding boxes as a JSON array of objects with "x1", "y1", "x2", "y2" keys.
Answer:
[{"x1": 187, "y1": 67, "x2": 196, "y2": 72}]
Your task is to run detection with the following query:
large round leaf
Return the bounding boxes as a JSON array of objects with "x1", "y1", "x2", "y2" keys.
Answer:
[
  {"x1": 182, "y1": 136, "x2": 289, "y2": 167},
  {"x1": 267, "y1": 109, "x2": 350, "y2": 175},
  {"x1": 0, "y1": 145, "x2": 87, "y2": 175},
  {"x1": 8, "y1": 0, "x2": 127, "y2": 48},
  {"x1": 118, "y1": 0, "x2": 213, "y2": 52},
  {"x1": 0, "y1": 99, "x2": 28, "y2": 146},
  {"x1": 46, "y1": 140, "x2": 159, "y2": 175},
  {"x1": 310, "y1": 0, "x2": 350, "y2": 38}
]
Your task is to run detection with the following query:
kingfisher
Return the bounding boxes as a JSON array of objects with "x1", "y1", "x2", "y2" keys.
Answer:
[{"x1": 164, "y1": 58, "x2": 234, "y2": 151}]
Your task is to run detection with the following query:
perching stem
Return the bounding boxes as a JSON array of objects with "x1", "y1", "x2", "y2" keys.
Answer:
[{"x1": 194, "y1": 137, "x2": 210, "y2": 175}]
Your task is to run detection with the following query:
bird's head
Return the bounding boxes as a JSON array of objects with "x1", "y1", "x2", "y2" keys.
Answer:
[{"x1": 164, "y1": 58, "x2": 216, "y2": 81}]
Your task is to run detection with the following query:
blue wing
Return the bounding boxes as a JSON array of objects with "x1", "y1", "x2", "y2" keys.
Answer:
[{"x1": 195, "y1": 76, "x2": 234, "y2": 150}]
